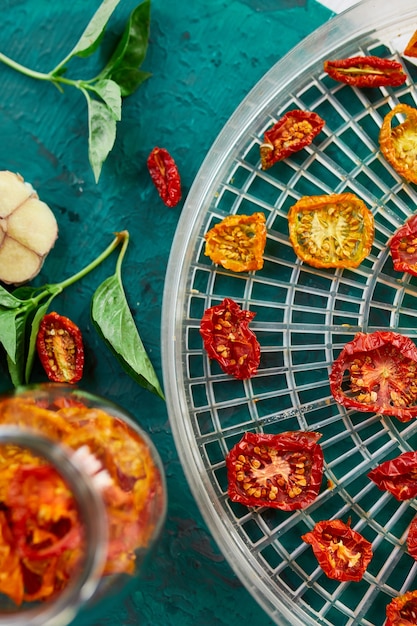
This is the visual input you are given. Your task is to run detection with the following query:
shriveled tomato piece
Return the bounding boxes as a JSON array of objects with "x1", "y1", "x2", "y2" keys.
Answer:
[
  {"x1": 405, "y1": 30, "x2": 417, "y2": 58},
  {"x1": 226, "y1": 431, "x2": 323, "y2": 511},
  {"x1": 204, "y1": 212, "x2": 267, "y2": 272},
  {"x1": 260, "y1": 109, "x2": 325, "y2": 169},
  {"x1": 301, "y1": 518, "x2": 373, "y2": 581},
  {"x1": 324, "y1": 56, "x2": 406, "y2": 87},
  {"x1": 389, "y1": 214, "x2": 417, "y2": 277},
  {"x1": 200, "y1": 298, "x2": 260, "y2": 379},
  {"x1": 287, "y1": 192, "x2": 374, "y2": 269},
  {"x1": 386, "y1": 590, "x2": 417, "y2": 626},
  {"x1": 36, "y1": 312, "x2": 84, "y2": 384},
  {"x1": 407, "y1": 515, "x2": 417, "y2": 560},
  {"x1": 329, "y1": 331, "x2": 417, "y2": 422},
  {"x1": 380, "y1": 104, "x2": 417, "y2": 184},
  {"x1": 368, "y1": 452, "x2": 417, "y2": 500}
]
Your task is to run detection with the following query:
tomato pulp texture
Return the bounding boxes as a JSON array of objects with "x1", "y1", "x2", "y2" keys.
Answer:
[
  {"x1": 226, "y1": 431, "x2": 324, "y2": 511},
  {"x1": 389, "y1": 213, "x2": 417, "y2": 277},
  {"x1": 379, "y1": 103, "x2": 417, "y2": 185},
  {"x1": 368, "y1": 451, "x2": 417, "y2": 501},
  {"x1": 386, "y1": 590, "x2": 417, "y2": 626},
  {"x1": 329, "y1": 331, "x2": 417, "y2": 422},
  {"x1": 200, "y1": 297, "x2": 260, "y2": 380},
  {"x1": 301, "y1": 518, "x2": 373, "y2": 582},
  {"x1": 260, "y1": 109, "x2": 325, "y2": 170},
  {"x1": 287, "y1": 192, "x2": 374, "y2": 269},
  {"x1": 324, "y1": 56, "x2": 407, "y2": 87},
  {"x1": 204, "y1": 212, "x2": 267, "y2": 273},
  {"x1": 36, "y1": 312, "x2": 84, "y2": 384},
  {"x1": 146, "y1": 146, "x2": 182, "y2": 207}
]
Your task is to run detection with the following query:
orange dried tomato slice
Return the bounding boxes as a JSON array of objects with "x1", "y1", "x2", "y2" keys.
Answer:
[
  {"x1": 379, "y1": 103, "x2": 417, "y2": 184},
  {"x1": 288, "y1": 192, "x2": 374, "y2": 269},
  {"x1": 404, "y1": 29, "x2": 417, "y2": 58},
  {"x1": 204, "y1": 212, "x2": 267, "y2": 272}
]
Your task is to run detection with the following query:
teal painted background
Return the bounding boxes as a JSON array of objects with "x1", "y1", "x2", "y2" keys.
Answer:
[{"x1": 0, "y1": 1, "x2": 332, "y2": 624}]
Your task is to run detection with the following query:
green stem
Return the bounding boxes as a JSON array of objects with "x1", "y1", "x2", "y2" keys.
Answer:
[
  {"x1": 115, "y1": 230, "x2": 130, "y2": 281},
  {"x1": 0, "y1": 52, "x2": 52, "y2": 81}
]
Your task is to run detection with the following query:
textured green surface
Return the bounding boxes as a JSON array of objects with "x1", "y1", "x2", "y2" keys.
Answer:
[{"x1": 0, "y1": 1, "x2": 331, "y2": 624}]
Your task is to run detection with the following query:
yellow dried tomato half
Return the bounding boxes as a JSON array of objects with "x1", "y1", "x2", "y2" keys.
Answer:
[
  {"x1": 288, "y1": 192, "x2": 374, "y2": 269},
  {"x1": 204, "y1": 212, "x2": 267, "y2": 272},
  {"x1": 379, "y1": 103, "x2": 417, "y2": 184}
]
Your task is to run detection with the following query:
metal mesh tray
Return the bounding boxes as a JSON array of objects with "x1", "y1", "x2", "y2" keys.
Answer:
[{"x1": 162, "y1": 2, "x2": 417, "y2": 624}]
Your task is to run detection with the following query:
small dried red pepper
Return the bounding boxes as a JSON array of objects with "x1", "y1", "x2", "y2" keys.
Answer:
[
  {"x1": 324, "y1": 56, "x2": 407, "y2": 87},
  {"x1": 36, "y1": 312, "x2": 84, "y2": 384},
  {"x1": 260, "y1": 109, "x2": 325, "y2": 169},
  {"x1": 147, "y1": 146, "x2": 182, "y2": 207},
  {"x1": 368, "y1": 451, "x2": 417, "y2": 501},
  {"x1": 200, "y1": 297, "x2": 260, "y2": 379},
  {"x1": 386, "y1": 589, "x2": 417, "y2": 626}
]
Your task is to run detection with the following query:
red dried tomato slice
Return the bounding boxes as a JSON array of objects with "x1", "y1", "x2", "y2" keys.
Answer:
[
  {"x1": 404, "y1": 30, "x2": 417, "y2": 58},
  {"x1": 368, "y1": 452, "x2": 417, "y2": 501},
  {"x1": 226, "y1": 431, "x2": 323, "y2": 511},
  {"x1": 407, "y1": 516, "x2": 417, "y2": 560},
  {"x1": 147, "y1": 146, "x2": 182, "y2": 207},
  {"x1": 260, "y1": 109, "x2": 325, "y2": 170},
  {"x1": 389, "y1": 214, "x2": 417, "y2": 276},
  {"x1": 200, "y1": 297, "x2": 260, "y2": 380},
  {"x1": 36, "y1": 312, "x2": 84, "y2": 384},
  {"x1": 324, "y1": 56, "x2": 407, "y2": 87},
  {"x1": 301, "y1": 518, "x2": 373, "y2": 581},
  {"x1": 329, "y1": 331, "x2": 417, "y2": 422},
  {"x1": 386, "y1": 590, "x2": 417, "y2": 626}
]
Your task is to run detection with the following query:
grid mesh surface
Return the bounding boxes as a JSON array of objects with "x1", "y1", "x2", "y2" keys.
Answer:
[{"x1": 163, "y1": 4, "x2": 417, "y2": 625}]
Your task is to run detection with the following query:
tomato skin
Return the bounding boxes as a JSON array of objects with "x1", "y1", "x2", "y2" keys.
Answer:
[
  {"x1": 379, "y1": 104, "x2": 417, "y2": 184},
  {"x1": 301, "y1": 518, "x2": 373, "y2": 582},
  {"x1": 329, "y1": 331, "x2": 417, "y2": 422},
  {"x1": 407, "y1": 516, "x2": 417, "y2": 560},
  {"x1": 389, "y1": 214, "x2": 417, "y2": 277},
  {"x1": 200, "y1": 298, "x2": 260, "y2": 380},
  {"x1": 147, "y1": 146, "x2": 182, "y2": 207},
  {"x1": 260, "y1": 109, "x2": 325, "y2": 170},
  {"x1": 36, "y1": 312, "x2": 84, "y2": 384},
  {"x1": 368, "y1": 452, "x2": 417, "y2": 500},
  {"x1": 324, "y1": 56, "x2": 407, "y2": 87},
  {"x1": 386, "y1": 590, "x2": 417, "y2": 626},
  {"x1": 204, "y1": 212, "x2": 267, "y2": 272},
  {"x1": 226, "y1": 431, "x2": 324, "y2": 511},
  {"x1": 405, "y1": 30, "x2": 417, "y2": 58},
  {"x1": 287, "y1": 192, "x2": 374, "y2": 269}
]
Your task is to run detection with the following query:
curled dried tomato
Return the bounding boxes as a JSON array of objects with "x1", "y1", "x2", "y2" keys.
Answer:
[
  {"x1": 200, "y1": 297, "x2": 260, "y2": 379},
  {"x1": 380, "y1": 104, "x2": 417, "y2": 184},
  {"x1": 226, "y1": 431, "x2": 324, "y2": 511},
  {"x1": 330, "y1": 331, "x2": 417, "y2": 422},
  {"x1": 386, "y1": 590, "x2": 417, "y2": 626},
  {"x1": 324, "y1": 56, "x2": 407, "y2": 87},
  {"x1": 260, "y1": 109, "x2": 325, "y2": 170},
  {"x1": 301, "y1": 518, "x2": 373, "y2": 582},
  {"x1": 389, "y1": 214, "x2": 417, "y2": 276},
  {"x1": 287, "y1": 192, "x2": 374, "y2": 269},
  {"x1": 368, "y1": 452, "x2": 417, "y2": 501},
  {"x1": 404, "y1": 30, "x2": 417, "y2": 58},
  {"x1": 147, "y1": 146, "x2": 181, "y2": 207},
  {"x1": 36, "y1": 312, "x2": 84, "y2": 384},
  {"x1": 204, "y1": 212, "x2": 267, "y2": 272},
  {"x1": 407, "y1": 515, "x2": 417, "y2": 560}
]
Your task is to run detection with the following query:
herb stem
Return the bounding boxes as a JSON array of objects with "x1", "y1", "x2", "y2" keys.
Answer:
[
  {"x1": 0, "y1": 52, "x2": 51, "y2": 81},
  {"x1": 115, "y1": 230, "x2": 130, "y2": 281}
]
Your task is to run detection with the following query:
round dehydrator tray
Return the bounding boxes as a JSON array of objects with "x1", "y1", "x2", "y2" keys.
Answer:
[{"x1": 162, "y1": 1, "x2": 417, "y2": 624}]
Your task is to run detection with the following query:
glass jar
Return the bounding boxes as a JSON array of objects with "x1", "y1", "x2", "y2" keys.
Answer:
[{"x1": 0, "y1": 383, "x2": 167, "y2": 626}]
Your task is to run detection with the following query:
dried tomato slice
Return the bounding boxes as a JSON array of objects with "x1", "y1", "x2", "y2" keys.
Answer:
[
  {"x1": 204, "y1": 212, "x2": 267, "y2": 272},
  {"x1": 260, "y1": 109, "x2": 325, "y2": 169},
  {"x1": 389, "y1": 214, "x2": 417, "y2": 277},
  {"x1": 407, "y1": 516, "x2": 417, "y2": 560},
  {"x1": 36, "y1": 312, "x2": 84, "y2": 384},
  {"x1": 147, "y1": 146, "x2": 182, "y2": 207},
  {"x1": 226, "y1": 431, "x2": 323, "y2": 511},
  {"x1": 287, "y1": 192, "x2": 374, "y2": 269},
  {"x1": 301, "y1": 518, "x2": 373, "y2": 581},
  {"x1": 404, "y1": 30, "x2": 417, "y2": 58},
  {"x1": 330, "y1": 331, "x2": 417, "y2": 421},
  {"x1": 386, "y1": 590, "x2": 417, "y2": 626},
  {"x1": 379, "y1": 103, "x2": 417, "y2": 184},
  {"x1": 200, "y1": 297, "x2": 260, "y2": 379},
  {"x1": 324, "y1": 56, "x2": 407, "y2": 87},
  {"x1": 368, "y1": 452, "x2": 417, "y2": 501}
]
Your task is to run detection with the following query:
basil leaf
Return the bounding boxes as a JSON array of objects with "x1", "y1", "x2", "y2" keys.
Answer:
[
  {"x1": 0, "y1": 285, "x2": 24, "y2": 308},
  {"x1": 0, "y1": 308, "x2": 20, "y2": 362},
  {"x1": 68, "y1": 0, "x2": 121, "y2": 59},
  {"x1": 84, "y1": 92, "x2": 117, "y2": 182},
  {"x1": 88, "y1": 79, "x2": 122, "y2": 120},
  {"x1": 100, "y1": 0, "x2": 151, "y2": 82},
  {"x1": 24, "y1": 295, "x2": 56, "y2": 383},
  {"x1": 109, "y1": 67, "x2": 151, "y2": 98},
  {"x1": 91, "y1": 274, "x2": 164, "y2": 399},
  {"x1": 6, "y1": 310, "x2": 32, "y2": 386}
]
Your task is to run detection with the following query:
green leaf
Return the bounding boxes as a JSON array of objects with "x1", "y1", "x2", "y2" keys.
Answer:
[
  {"x1": 68, "y1": 0, "x2": 122, "y2": 59},
  {"x1": 109, "y1": 67, "x2": 151, "y2": 98},
  {"x1": 84, "y1": 92, "x2": 117, "y2": 182},
  {"x1": 88, "y1": 79, "x2": 122, "y2": 120},
  {"x1": 0, "y1": 308, "x2": 20, "y2": 362},
  {"x1": 6, "y1": 310, "x2": 32, "y2": 386},
  {"x1": 0, "y1": 285, "x2": 24, "y2": 309},
  {"x1": 91, "y1": 274, "x2": 164, "y2": 399}
]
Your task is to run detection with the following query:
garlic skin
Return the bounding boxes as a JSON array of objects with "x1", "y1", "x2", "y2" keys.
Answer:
[{"x1": 0, "y1": 171, "x2": 58, "y2": 284}]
